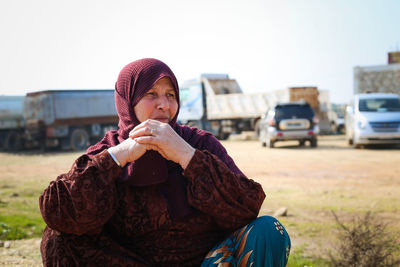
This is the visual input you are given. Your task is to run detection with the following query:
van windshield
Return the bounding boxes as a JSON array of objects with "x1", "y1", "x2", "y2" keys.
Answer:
[{"x1": 359, "y1": 98, "x2": 400, "y2": 112}]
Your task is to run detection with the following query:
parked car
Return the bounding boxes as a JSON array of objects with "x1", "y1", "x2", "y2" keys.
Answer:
[
  {"x1": 345, "y1": 93, "x2": 400, "y2": 148},
  {"x1": 259, "y1": 101, "x2": 319, "y2": 148}
]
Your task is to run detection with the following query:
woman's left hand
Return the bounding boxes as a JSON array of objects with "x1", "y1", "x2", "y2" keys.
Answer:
[{"x1": 129, "y1": 120, "x2": 195, "y2": 169}]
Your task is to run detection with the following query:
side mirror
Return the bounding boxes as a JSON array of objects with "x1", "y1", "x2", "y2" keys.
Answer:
[{"x1": 345, "y1": 106, "x2": 353, "y2": 114}]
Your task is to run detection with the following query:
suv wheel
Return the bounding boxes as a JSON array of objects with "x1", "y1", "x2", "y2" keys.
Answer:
[
  {"x1": 267, "y1": 138, "x2": 275, "y2": 148},
  {"x1": 261, "y1": 141, "x2": 266, "y2": 147},
  {"x1": 310, "y1": 137, "x2": 317, "y2": 148}
]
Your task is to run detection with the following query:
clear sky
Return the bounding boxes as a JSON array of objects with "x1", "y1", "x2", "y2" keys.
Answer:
[{"x1": 0, "y1": 0, "x2": 399, "y2": 103}]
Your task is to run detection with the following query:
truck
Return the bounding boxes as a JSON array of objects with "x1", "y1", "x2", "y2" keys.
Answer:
[
  {"x1": 178, "y1": 75, "x2": 336, "y2": 139},
  {"x1": 24, "y1": 90, "x2": 118, "y2": 151},
  {"x1": 0, "y1": 95, "x2": 25, "y2": 151},
  {"x1": 178, "y1": 74, "x2": 275, "y2": 139}
]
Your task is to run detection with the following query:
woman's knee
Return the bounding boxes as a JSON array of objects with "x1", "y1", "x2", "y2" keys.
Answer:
[
  {"x1": 249, "y1": 216, "x2": 290, "y2": 243},
  {"x1": 248, "y1": 216, "x2": 291, "y2": 265},
  {"x1": 250, "y1": 216, "x2": 289, "y2": 237}
]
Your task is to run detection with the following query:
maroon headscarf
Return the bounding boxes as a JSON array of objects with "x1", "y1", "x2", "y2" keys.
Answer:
[{"x1": 86, "y1": 58, "x2": 211, "y2": 217}]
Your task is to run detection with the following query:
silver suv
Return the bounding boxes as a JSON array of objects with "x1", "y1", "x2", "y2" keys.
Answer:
[{"x1": 259, "y1": 102, "x2": 319, "y2": 148}]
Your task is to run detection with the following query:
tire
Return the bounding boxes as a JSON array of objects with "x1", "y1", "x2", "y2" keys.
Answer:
[
  {"x1": 261, "y1": 141, "x2": 266, "y2": 147},
  {"x1": 337, "y1": 125, "x2": 344, "y2": 134},
  {"x1": 310, "y1": 138, "x2": 317, "y2": 148},
  {"x1": 187, "y1": 121, "x2": 201, "y2": 129},
  {"x1": 299, "y1": 140, "x2": 306, "y2": 146},
  {"x1": 254, "y1": 119, "x2": 261, "y2": 138},
  {"x1": 70, "y1": 128, "x2": 90, "y2": 151},
  {"x1": 4, "y1": 131, "x2": 23, "y2": 151},
  {"x1": 347, "y1": 138, "x2": 353, "y2": 145},
  {"x1": 267, "y1": 138, "x2": 275, "y2": 148},
  {"x1": 352, "y1": 142, "x2": 361, "y2": 149},
  {"x1": 330, "y1": 122, "x2": 338, "y2": 134},
  {"x1": 217, "y1": 132, "x2": 230, "y2": 140}
]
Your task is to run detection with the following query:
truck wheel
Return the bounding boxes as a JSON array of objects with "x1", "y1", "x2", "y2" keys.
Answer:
[
  {"x1": 70, "y1": 128, "x2": 90, "y2": 151},
  {"x1": 330, "y1": 122, "x2": 338, "y2": 133},
  {"x1": 4, "y1": 131, "x2": 23, "y2": 151},
  {"x1": 310, "y1": 137, "x2": 318, "y2": 147},
  {"x1": 218, "y1": 133, "x2": 230, "y2": 140},
  {"x1": 337, "y1": 125, "x2": 344, "y2": 134},
  {"x1": 187, "y1": 121, "x2": 201, "y2": 129},
  {"x1": 254, "y1": 119, "x2": 261, "y2": 137}
]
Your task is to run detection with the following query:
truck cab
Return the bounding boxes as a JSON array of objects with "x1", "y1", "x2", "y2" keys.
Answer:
[
  {"x1": 178, "y1": 74, "x2": 263, "y2": 140},
  {"x1": 345, "y1": 93, "x2": 400, "y2": 148},
  {"x1": 0, "y1": 96, "x2": 25, "y2": 151}
]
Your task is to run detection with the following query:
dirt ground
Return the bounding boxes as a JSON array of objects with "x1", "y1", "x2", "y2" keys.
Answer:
[{"x1": 1, "y1": 134, "x2": 400, "y2": 266}]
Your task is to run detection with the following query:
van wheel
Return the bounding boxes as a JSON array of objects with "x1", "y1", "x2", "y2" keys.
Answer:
[
  {"x1": 4, "y1": 131, "x2": 23, "y2": 151},
  {"x1": 70, "y1": 128, "x2": 90, "y2": 151},
  {"x1": 353, "y1": 143, "x2": 361, "y2": 149},
  {"x1": 348, "y1": 138, "x2": 353, "y2": 145}
]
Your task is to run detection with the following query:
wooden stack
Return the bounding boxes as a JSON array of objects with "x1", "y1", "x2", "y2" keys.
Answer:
[
  {"x1": 288, "y1": 87, "x2": 320, "y2": 113},
  {"x1": 388, "y1": 51, "x2": 400, "y2": 64}
]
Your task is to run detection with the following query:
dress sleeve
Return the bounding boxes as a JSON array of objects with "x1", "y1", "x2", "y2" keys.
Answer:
[
  {"x1": 183, "y1": 138, "x2": 266, "y2": 231},
  {"x1": 39, "y1": 150, "x2": 122, "y2": 235}
]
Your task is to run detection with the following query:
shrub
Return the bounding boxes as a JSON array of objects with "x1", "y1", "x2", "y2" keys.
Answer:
[{"x1": 329, "y1": 211, "x2": 400, "y2": 267}]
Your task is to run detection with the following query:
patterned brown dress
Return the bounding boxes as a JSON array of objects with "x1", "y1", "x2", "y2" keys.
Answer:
[{"x1": 39, "y1": 148, "x2": 265, "y2": 266}]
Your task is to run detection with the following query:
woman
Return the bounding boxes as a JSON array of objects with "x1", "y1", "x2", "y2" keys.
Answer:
[{"x1": 39, "y1": 58, "x2": 290, "y2": 266}]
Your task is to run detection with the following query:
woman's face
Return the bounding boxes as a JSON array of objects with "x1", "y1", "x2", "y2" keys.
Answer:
[{"x1": 134, "y1": 77, "x2": 178, "y2": 123}]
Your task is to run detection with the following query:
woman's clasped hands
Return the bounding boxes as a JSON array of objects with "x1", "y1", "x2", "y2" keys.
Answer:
[{"x1": 109, "y1": 119, "x2": 195, "y2": 169}]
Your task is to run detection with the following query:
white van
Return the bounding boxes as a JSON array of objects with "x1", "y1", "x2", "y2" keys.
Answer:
[{"x1": 345, "y1": 93, "x2": 400, "y2": 148}]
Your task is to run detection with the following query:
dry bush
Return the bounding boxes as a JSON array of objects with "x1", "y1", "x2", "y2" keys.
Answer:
[{"x1": 329, "y1": 211, "x2": 400, "y2": 267}]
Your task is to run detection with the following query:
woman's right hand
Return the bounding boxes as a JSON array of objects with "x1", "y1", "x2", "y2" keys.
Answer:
[{"x1": 107, "y1": 138, "x2": 155, "y2": 167}]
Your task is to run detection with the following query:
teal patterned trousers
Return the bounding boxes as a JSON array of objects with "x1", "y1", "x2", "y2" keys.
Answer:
[{"x1": 201, "y1": 216, "x2": 291, "y2": 267}]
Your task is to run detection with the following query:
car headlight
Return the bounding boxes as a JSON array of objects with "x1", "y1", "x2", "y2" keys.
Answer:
[{"x1": 357, "y1": 116, "x2": 367, "y2": 129}]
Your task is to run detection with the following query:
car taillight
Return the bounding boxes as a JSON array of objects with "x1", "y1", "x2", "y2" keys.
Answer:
[
  {"x1": 277, "y1": 132, "x2": 283, "y2": 137},
  {"x1": 312, "y1": 116, "x2": 319, "y2": 124},
  {"x1": 269, "y1": 119, "x2": 276, "y2": 126},
  {"x1": 308, "y1": 131, "x2": 314, "y2": 135}
]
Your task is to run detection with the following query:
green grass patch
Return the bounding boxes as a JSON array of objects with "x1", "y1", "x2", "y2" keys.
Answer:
[
  {"x1": 287, "y1": 244, "x2": 329, "y2": 267},
  {"x1": 0, "y1": 176, "x2": 47, "y2": 240},
  {"x1": 0, "y1": 215, "x2": 46, "y2": 240}
]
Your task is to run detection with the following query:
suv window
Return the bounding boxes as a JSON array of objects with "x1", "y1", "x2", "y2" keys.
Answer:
[{"x1": 274, "y1": 104, "x2": 314, "y2": 120}]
